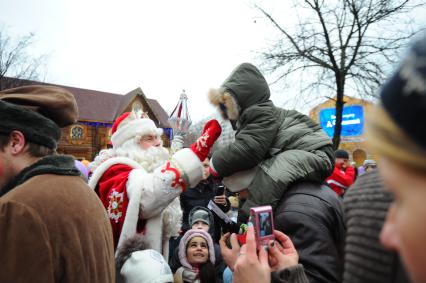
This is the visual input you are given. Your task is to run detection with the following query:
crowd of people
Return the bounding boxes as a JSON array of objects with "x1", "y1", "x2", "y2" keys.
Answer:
[{"x1": 0, "y1": 35, "x2": 425, "y2": 283}]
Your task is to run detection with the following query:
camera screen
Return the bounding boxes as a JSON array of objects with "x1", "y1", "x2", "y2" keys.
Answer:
[{"x1": 259, "y1": 211, "x2": 273, "y2": 237}]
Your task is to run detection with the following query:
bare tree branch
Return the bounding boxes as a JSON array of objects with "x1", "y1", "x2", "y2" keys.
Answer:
[
  {"x1": 0, "y1": 27, "x2": 48, "y2": 90},
  {"x1": 256, "y1": 0, "x2": 425, "y2": 148}
]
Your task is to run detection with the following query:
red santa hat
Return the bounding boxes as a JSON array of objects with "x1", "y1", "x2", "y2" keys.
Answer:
[{"x1": 111, "y1": 111, "x2": 163, "y2": 148}]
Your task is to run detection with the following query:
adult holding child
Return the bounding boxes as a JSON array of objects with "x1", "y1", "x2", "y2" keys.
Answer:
[
  {"x1": 207, "y1": 62, "x2": 335, "y2": 223},
  {"x1": 228, "y1": 34, "x2": 426, "y2": 283}
]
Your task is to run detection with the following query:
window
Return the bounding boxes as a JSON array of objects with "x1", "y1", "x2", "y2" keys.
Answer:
[{"x1": 70, "y1": 125, "x2": 84, "y2": 140}]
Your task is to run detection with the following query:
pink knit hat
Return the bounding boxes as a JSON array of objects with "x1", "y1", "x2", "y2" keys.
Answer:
[{"x1": 178, "y1": 229, "x2": 215, "y2": 269}]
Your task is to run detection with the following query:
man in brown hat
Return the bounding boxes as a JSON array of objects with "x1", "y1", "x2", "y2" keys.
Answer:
[{"x1": 0, "y1": 85, "x2": 115, "y2": 282}]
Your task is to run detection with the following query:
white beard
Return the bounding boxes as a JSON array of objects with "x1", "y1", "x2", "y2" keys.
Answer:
[{"x1": 90, "y1": 136, "x2": 170, "y2": 173}]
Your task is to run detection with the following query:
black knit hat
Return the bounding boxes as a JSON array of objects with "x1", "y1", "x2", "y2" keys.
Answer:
[
  {"x1": 0, "y1": 85, "x2": 78, "y2": 149},
  {"x1": 335, "y1": 149, "x2": 349, "y2": 159},
  {"x1": 380, "y1": 35, "x2": 426, "y2": 149}
]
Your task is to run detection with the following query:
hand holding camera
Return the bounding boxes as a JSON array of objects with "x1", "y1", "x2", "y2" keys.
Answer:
[
  {"x1": 267, "y1": 229, "x2": 299, "y2": 272},
  {"x1": 232, "y1": 226, "x2": 300, "y2": 283},
  {"x1": 249, "y1": 205, "x2": 275, "y2": 250},
  {"x1": 213, "y1": 185, "x2": 227, "y2": 205},
  {"x1": 220, "y1": 204, "x2": 300, "y2": 282}
]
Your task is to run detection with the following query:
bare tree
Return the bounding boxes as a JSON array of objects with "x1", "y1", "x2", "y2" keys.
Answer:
[
  {"x1": 256, "y1": 0, "x2": 425, "y2": 149},
  {"x1": 0, "y1": 27, "x2": 48, "y2": 90}
]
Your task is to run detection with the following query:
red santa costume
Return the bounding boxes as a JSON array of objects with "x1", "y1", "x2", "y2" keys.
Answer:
[{"x1": 89, "y1": 111, "x2": 221, "y2": 259}]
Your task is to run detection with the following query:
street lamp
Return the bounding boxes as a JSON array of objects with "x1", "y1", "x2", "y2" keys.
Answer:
[{"x1": 168, "y1": 90, "x2": 192, "y2": 153}]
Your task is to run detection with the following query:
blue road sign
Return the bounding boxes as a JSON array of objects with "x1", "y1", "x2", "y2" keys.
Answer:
[{"x1": 319, "y1": 105, "x2": 364, "y2": 137}]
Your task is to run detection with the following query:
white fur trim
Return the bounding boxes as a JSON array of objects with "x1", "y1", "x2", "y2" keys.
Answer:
[
  {"x1": 161, "y1": 197, "x2": 182, "y2": 260},
  {"x1": 115, "y1": 169, "x2": 148, "y2": 256},
  {"x1": 222, "y1": 166, "x2": 259, "y2": 192},
  {"x1": 172, "y1": 148, "x2": 203, "y2": 188},
  {"x1": 88, "y1": 156, "x2": 142, "y2": 189},
  {"x1": 125, "y1": 169, "x2": 183, "y2": 258},
  {"x1": 122, "y1": 169, "x2": 162, "y2": 254},
  {"x1": 143, "y1": 214, "x2": 163, "y2": 254},
  {"x1": 162, "y1": 197, "x2": 182, "y2": 238},
  {"x1": 129, "y1": 168, "x2": 179, "y2": 219},
  {"x1": 88, "y1": 155, "x2": 183, "y2": 258},
  {"x1": 111, "y1": 118, "x2": 163, "y2": 148}
]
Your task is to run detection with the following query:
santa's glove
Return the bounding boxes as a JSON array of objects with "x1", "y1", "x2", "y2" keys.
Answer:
[{"x1": 190, "y1": 119, "x2": 222, "y2": 161}]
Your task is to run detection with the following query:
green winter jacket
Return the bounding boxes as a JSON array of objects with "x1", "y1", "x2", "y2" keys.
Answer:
[{"x1": 210, "y1": 63, "x2": 334, "y2": 196}]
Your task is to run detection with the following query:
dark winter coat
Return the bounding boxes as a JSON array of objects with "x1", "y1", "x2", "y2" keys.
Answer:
[
  {"x1": 275, "y1": 182, "x2": 345, "y2": 283},
  {"x1": 0, "y1": 155, "x2": 115, "y2": 283},
  {"x1": 272, "y1": 173, "x2": 410, "y2": 283}
]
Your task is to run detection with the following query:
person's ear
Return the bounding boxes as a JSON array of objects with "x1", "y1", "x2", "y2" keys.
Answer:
[{"x1": 8, "y1": 131, "x2": 27, "y2": 155}]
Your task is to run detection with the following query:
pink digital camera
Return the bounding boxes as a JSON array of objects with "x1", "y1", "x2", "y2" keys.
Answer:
[{"x1": 249, "y1": 205, "x2": 275, "y2": 249}]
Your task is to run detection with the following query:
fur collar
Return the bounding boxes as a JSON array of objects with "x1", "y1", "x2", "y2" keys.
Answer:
[
  {"x1": 208, "y1": 88, "x2": 240, "y2": 121},
  {"x1": 0, "y1": 155, "x2": 80, "y2": 197},
  {"x1": 88, "y1": 156, "x2": 142, "y2": 189}
]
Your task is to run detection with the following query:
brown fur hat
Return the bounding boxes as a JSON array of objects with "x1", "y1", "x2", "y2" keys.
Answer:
[{"x1": 0, "y1": 85, "x2": 78, "y2": 149}]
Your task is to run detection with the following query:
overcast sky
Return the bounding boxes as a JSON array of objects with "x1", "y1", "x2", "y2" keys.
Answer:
[
  {"x1": 0, "y1": 0, "x2": 291, "y2": 122},
  {"x1": 1, "y1": 0, "x2": 425, "y2": 123}
]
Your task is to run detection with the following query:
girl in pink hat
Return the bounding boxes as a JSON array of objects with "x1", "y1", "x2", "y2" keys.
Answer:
[{"x1": 175, "y1": 229, "x2": 218, "y2": 283}]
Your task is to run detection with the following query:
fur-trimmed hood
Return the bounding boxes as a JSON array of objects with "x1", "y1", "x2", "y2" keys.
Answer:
[
  {"x1": 116, "y1": 235, "x2": 149, "y2": 271},
  {"x1": 178, "y1": 229, "x2": 215, "y2": 269},
  {"x1": 208, "y1": 63, "x2": 270, "y2": 121},
  {"x1": 116, "y1": 235, "x2": 174, "y2": 283}
]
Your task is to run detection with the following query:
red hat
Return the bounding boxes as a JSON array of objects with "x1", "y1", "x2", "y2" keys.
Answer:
[
  {"x1": 112, "y1": 112, "x2": 131, "y2": 135},
  {"x1": 111, "y1": 111, "x2": 163, "y2": 148}
]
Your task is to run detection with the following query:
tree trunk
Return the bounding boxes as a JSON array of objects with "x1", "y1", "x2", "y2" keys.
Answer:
[{"x1": 333, "y1": 73, "x2": 345, "y2": 149}]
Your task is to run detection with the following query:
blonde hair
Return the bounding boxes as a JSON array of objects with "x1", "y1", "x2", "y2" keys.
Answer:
[{"x1": 366, "y1": 105, "x2": 426, "y2": 172}]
